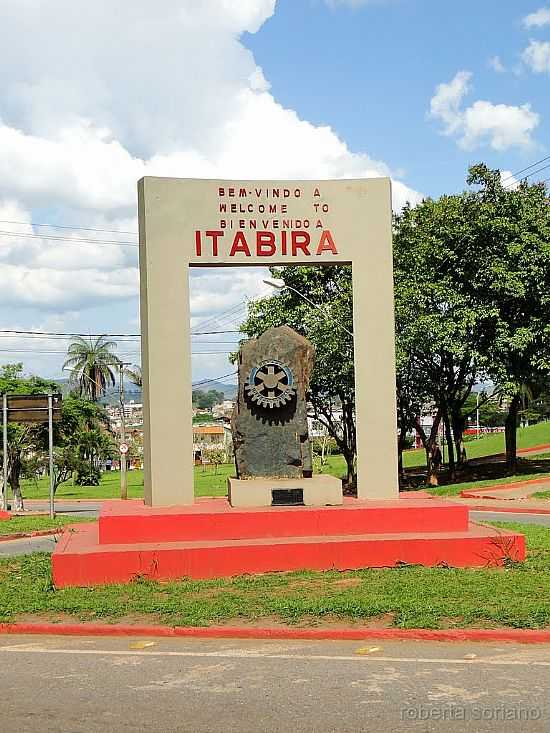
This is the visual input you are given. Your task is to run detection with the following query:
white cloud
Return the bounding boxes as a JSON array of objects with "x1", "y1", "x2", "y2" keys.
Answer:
[
  {"x1": 429, "y1": 71, "x2": 539, "y2": 150},
  {"x1": 499, "y1": 170, "x2": 520, "y2": 190},
  {"x1": 0, "y1": 0, "x2": 422, "y2": 376},
  {"x1": 489, "y1": 55, "x2": 506, "y2": 73},
  {"x1": 522, "y1": 39, "x2": 550, "y2": 73},
  {"x1": 523, "y1": 7, "x2": 550, "y2": 28}
]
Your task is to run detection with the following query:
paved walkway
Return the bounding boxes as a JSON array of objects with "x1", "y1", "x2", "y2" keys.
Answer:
[{"x1": 1, "y1": 634, "x2": 549, "y2": 732}]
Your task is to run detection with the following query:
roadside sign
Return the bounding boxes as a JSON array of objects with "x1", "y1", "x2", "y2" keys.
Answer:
[
  {"x1": 5, "y1": 394, "x2": 62, "y2": 423},
  {"x1": 119, "y1": 442, "x2": 129, "y2": 454}
]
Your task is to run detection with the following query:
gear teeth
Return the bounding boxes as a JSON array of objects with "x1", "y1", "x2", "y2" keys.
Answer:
[{"x1": 244, "y1": 361, "x2": 294, "y2": 410}]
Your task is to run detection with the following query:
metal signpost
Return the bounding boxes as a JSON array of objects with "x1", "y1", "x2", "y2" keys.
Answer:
[
  {"x1": 2, "y1": 395, "x2": 7, "y2": 512},
  {"x1": 0, "y1": 393, "x2": 61, "y2": 516}
]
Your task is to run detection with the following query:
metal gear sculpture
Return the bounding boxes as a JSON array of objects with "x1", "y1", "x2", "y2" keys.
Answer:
[{"x1": 244, "y1": 359, "x2": 296, "y2": 409}]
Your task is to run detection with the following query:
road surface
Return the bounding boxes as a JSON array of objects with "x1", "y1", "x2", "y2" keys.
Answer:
[{"x1": 0, "y1": 635, "x2": 548, "y2": 732}]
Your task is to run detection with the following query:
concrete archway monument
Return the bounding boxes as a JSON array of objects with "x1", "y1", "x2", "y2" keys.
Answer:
[
  {"x1": 138, "y1": 177, "x2": 398, "y2": 506},
  {"x1": 51, "y1": 177, "x2": 525, "y2": 588}
]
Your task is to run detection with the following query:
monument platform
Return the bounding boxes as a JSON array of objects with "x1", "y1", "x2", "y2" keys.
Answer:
[{"x1": 52, "y1": 497, "x2": 525, "y2": 587}]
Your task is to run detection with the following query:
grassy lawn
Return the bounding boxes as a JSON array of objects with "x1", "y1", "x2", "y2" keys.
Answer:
[
  {"x1": 429, "y1": 471, "x2": 550, "y2": 497},
  {"x1": 0, "y1": 515, "x2": 91, "y2": 537},
  {"x1": 14, "y1": 422, "x2": 550, "y2": 501},
  {"x1": 402, "y1": 420, "x2": 550, "y2": 469},
  {"x1": 20, "y1": 456, "x2": 350, "y2": 501},
  {"x1": 532, "y1": 491, "x2": 550, "y2": 500},
  {"x1": 0, "y1": 521, "x2": 547, "y2": 629}
]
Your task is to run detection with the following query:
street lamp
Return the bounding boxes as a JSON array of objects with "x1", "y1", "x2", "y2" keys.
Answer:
[{"x1": 262, "y1": 278, "x2": 354, "y2": 337}]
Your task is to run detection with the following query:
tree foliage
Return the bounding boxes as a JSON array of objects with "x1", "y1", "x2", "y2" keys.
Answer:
[{"x1": 63, "y1": 335, "x2": 120, "y2": 401}]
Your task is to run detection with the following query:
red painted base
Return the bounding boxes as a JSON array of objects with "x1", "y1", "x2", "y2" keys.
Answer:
[
  {"x1": 98, "y1": 496, "x2": 470, "y2": 544},
  {"x1": 51, "y1": 498, "x2": 525, "y2": 587},
  {"x1": 0, "y1": 511, "x2": 9, "y2": 520}
]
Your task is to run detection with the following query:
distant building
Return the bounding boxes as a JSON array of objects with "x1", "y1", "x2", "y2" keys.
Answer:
[
  {"x1": 192, "y1": 423, "x2": 233, "y2": 463},
  {"x1": 106, "y1": 401, "x2": 143, "y2": 430},
  {"x1": 212, "y1": 400, "x2": 235, "y2": 420},
  {"x1": 307, "y1": 409, "x2": 343, "y2": 439}
]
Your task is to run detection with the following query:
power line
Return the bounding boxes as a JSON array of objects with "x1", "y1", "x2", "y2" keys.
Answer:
[
  {"x1": 0, "y1": 330, "x2": 142, "y2": 337},
  {"x1": 0, "y1": 348, "x2": 232, "y2": 355},
  {"x1": 191, "y1": 370, "x2": 238, "y2": 388},
  {"x1": 0, "y1": 230, "x2": 137, "y2": 247},
  {"x1": 501, "y1": 155, "x2": 550, "y2": 184},
  {"x1": 0, "y1": 329, "x2": 241, "y2": 338},
  {"x1": 0, "y1": 219, "x2": 137, "y2": 236},
  {"x1": 503, "y1": 162, "x2": 550, "y2": 189}
]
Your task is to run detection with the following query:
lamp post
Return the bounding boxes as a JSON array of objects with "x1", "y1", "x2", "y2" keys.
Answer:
[{"x1": 262, "y1": 278, "x2": 354, "y2": 337}]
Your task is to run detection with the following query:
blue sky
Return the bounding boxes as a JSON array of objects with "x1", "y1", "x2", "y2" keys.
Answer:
[
  {"x1": 247, "y1": 0, "x2": 550, "y2": 196},
  {"x1": 0, "y1": 0, "x2": 548, "y2": 381}
]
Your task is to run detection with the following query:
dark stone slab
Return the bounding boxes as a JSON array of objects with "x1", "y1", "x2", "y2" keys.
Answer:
[{"x1": 231, "y1": 326, "x2": 315, "y2": 479}]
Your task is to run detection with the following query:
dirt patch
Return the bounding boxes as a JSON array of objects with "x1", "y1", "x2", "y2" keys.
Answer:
[{"x1": 330, "y1": 577, "x2": 362, "y2": 590}]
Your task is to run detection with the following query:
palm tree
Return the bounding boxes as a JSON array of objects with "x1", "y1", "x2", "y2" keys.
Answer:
[
  {"x1": 124, "y1": 364, "x2": 142, "y2": 388},
  {"x1": 63, "y1": 336, "x2": 120, "y2": 401}
]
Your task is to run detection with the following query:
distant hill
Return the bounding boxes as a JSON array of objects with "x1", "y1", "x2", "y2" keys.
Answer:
[
  {"x1": 53, "y1": 378, "x2": 236, "y2": 404},
  {"x1": 198, "y1": 381, "x2": 237, "y2": 399}
]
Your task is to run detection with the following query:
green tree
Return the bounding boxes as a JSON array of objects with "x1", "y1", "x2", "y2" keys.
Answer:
[
  {"x1": 192, "y1": 389, "x2": 225, "y2": 410},
  {"x1": 0, "y1": 363, "x2": 57, "y2": 510},
  {"x1": 34, "y1": 395, "x2": 112, "y2": 492},
  {"x1": 393, "y1": 191, "x2": 490, "y2": 480},
  {"x1": 124, "y1": 364, "x2": 142, "y2": 388},
  {"x1": 466, "y1": 164, "x2": 550, "y2": 471},
  {"x1": 63, "y1": 335, "x2": 120, "y2": 401}
]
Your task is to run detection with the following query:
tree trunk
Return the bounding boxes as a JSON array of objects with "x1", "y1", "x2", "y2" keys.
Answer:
[
  {"x1": 443, "y1": 412, "x2": 455, "y2": 479},
  {"x1": 452, "y1": 410, "x2": 467, "y2": 468},
  {"x1": 416, "y1": 414, "x2": 441, "y2": 487},
  {"x1": 342, "y1": 448, "x2": 354, "y2": 488},
  {"x1": 8, "y1": 460, "x2": 24, "y2": 511},
  {"x1": 426, "y1": 451, "x2": 438, "y2": 487},
  {"x1": 397, "y1": 426, "x2": 407, "y2": 482},
  {"x1": 505, "y1": 393, "x2": 521, "y2": 473}
]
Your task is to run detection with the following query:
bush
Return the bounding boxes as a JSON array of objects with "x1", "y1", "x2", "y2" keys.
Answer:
[{"x1": 74, "y1": 465, "x2": 101, "y2": 486}]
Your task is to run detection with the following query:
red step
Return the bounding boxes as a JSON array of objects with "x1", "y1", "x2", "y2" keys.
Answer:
[
  {"x1": 98, "y1": 497, "x2": 470, "y2": 544},
  {"x1": 52, "y1": 521, "x2": 525, "y2": 588}
]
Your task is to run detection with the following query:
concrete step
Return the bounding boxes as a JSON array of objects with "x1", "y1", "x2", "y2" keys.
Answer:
[
  {"x1": 52, "y1": 521, "x2": 525, "y2": 587},
  {"x1": 99, "y1": 497, "x2": 470, "y2": 544}
]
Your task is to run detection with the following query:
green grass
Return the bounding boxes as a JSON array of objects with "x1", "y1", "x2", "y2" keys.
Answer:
[
  {"x1": 15, "y1": 421, "x2": 550, "y2": 501},
  {"x1": 19, "y1": 456, "x2": 350, "y2": 501},
  {"x1": 0, "y1": 515, "x2": 91, "y2": 537},
  {"x1": 532, "y1": 491, "x2": 550, "y2": 500},
  {"x1": 0, "y1": 522, "x2": 547, "y2": 629},
  {"x1": 21, "y1": 470, "x2": 146, "y2": 500},
  {"x1": 429, "y1": 472, "x2": 550, "y2": 497},
  {"x1": 403, "y1": 420, "x2": 550, "y2": 468}
]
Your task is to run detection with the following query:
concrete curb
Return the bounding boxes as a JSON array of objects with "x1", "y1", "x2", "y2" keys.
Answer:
[
  {"x1": 1, "y1": 622, "x2": 550, "y2": 644},
  {"x1": 460, "y1": 476, "x2": 550, "y2": 499},
  {"x1": 0, "y1": 529, "x2": 61, "y2": 543},
  {"x1": 468, "y1": 505, "x2": 550, "y2": 516}
]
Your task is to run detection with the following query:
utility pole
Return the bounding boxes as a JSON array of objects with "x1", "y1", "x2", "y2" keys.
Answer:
[
  {"x1": 48, "y1": 392, "x2": 55, "y2": 519},
  {"x1": 119, "y1": 362, "x2": 131, "y2": 500},
  {"x1": 2, "y1": 394, "x2": 7, "y2": 512}
]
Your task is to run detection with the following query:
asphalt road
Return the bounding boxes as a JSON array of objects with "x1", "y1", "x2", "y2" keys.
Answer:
[
  {"x1": 471, "y1": 511, "x2": 550, "y2": 526},
  {"x1": 23, "y1": 501, "x2": 102, "y2": 517},
  {"x1": 0, "y1": 534, "x2": 58, "y2": 556},
  {"x1": 0, "y1": 635, "x2": 549, "y2": 732}
]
